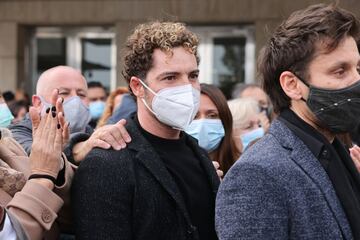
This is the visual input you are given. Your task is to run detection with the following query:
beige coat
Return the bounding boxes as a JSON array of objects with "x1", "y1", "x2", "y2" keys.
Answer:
[{"x1": 0, "y1": 128, "x2": 76, "y2": 239}]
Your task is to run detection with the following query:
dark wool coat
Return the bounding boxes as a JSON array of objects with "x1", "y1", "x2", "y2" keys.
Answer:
[{"x1": 72, "y1": 117, "x2": 220, "y2": 240}]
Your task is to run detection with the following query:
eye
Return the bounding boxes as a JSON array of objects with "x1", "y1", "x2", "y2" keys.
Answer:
[
  {"x1": 356, "y1": 65, "x2": 360, "y2": 74},
  {"x1": 244, "y1": 124, "x2": 252, "y2": 130},
  {"x1": 334, "y1": 68, "x2": 346, "y2": 77},
  {"x1": 189, "y1": 73, "x2": 199, "y2": 81},
  {"x1": 59, "y1": 91, "x2": 69, "y2": 96},
  {"x1": 163, "y1": 75, "x2": 176, "y2": 81},
  {"x1": 78, "y1": 93, "x2": 87, "y2": 98},
  {"x1": 207, "y1": 112, "x2": 219, "y2": 119},
  {"x1": 194, "y1": 112, "x2": 200, "y2": 119}
]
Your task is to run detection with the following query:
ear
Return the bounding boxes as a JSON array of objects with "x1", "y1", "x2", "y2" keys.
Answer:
[
  {"x1": 279, "y1": 71, "x2": 306, "y2": 100},
  {"x1": 32, "y1": 95, "x2": 42, "y2": 107},
  {"x1": 129, "y1": 77, "x2": 145, "y2": 98}
]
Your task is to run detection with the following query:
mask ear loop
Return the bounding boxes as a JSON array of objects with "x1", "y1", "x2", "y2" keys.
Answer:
[
  {"x1": 138, "y1": 78, "x2": 157, "y2": 96},
  {"x1": 292, "y1": 72, "x2": 310, "y2": 103},
  {"x1": 137, "y1": 79, "x2": 158, "y2": 117}
]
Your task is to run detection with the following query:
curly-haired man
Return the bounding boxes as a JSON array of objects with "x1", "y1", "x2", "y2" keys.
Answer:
[
  {"x1": 216, "y1": 4, "x2": 360, "y2": 239},
  {"x1": 72, "y1": 22, "x2": 219, "y2": 240}
]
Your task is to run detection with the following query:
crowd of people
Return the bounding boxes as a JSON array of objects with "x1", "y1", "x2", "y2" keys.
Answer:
[{"x1": 0, "y1": 2, "x2": 359, "y2": 240}]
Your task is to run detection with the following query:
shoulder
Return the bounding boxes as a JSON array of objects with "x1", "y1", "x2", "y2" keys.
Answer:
[
  {"x1": 8, "y1": 116, "x2": 32, "y2": 132},
  {"x1": 239, "y1": 133, "x2": 289, "y2": 168},
  {"x1": 222, "y1": 133, "x2": 292, "y2": 191},
  {"x1": 72, "y1": 147, "x2": 136, "y2": 199},
  {"x1": 78, "y1": 147, "x2": 134, "y2": 174}
]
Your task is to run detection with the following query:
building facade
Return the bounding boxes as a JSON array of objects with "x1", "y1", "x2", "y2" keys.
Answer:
[{"x1": 0, "y1": 0, "x2": 358, "y2": 98}]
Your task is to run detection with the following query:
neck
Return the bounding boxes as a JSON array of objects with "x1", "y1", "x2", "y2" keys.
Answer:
[
  {"x1": 137, "y1": 104, "x2": 181, "y2": 140},
  {"x1": 290, "y1": 104, "x2": 335, "y2": 143}
]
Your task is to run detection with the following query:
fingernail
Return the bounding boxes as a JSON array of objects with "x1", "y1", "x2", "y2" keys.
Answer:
[
  {"x1": 46, "y1": 107, "x2": 50, "y2": 113},
  {"x1": 52, "y1": 112, "x2": 56, "y2": 118},
  {"x1": 57, "y1": 123, "x2": 61, "y2": 129},
  {"x1": 61, "y1": 97, "x2": 64, "y2": 103},
  {"x1": 51, "y1": 106, "x2": 56, "y2": 112}
]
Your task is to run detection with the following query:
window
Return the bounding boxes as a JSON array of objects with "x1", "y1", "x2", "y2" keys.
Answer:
[
  {"x1": 190, "y1": 26, "x2": 255, "y2": 99},
  {"x1": 28, "y1": 27, "x2": 116, "y2": 94}
]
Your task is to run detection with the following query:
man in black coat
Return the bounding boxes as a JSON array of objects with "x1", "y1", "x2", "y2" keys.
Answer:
[{"x1": 72, "y1": 21, "x2": 220, "y2": 240}]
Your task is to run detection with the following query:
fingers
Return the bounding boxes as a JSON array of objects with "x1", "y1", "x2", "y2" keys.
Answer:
[
  {"x1": 101, "y1": 130, "x2": 124, "y2": 150},
  {"x1": 50, "y1": 88, "x2": 59, "y2": 106},
  {"x1": 45, "y1": 106, "x2": 58, "y2": 151},
  {"x1": 92, "y1": 122, "x2": 130, "y2": 151},
  {"x1": 29, "y1": 106, "x2": 41, "y2": 134},
  {"x1": 54, "y1": 116, "x2": 63, "y2": 153},
  {"x1": 217, "y1": 170, "x2": 224, "y2": 179},
  {"x1": 115, "y1": 119, "x2": 131, "y2": 143},
  {"x1": 350, "y1": 145, "x2": 360, "y2": 172},
  {"x1": 58, "y1": 112, "x2": 70, "y2": 147},
  {"x1": 92, "y1": 139, "x2": 111, "y2": 149},
  {"x1": 35, "y1": 106, "x2": 51, "y2": 140},
  {"x1": 212, "y1": 161, "x2": 223, "y2": 179},
  {"x1": 55, "y1": 95, "x2": 65, "y2": 119},
  {"x1": 212, "y1": 161, "x2": 220, "y2": 169},
  {"x1": 29, "y1": 108, "x2": 62, "y2": 178}
]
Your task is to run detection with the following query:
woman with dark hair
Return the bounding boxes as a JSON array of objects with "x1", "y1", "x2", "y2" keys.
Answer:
[{"x1": 186, "y1": 83, "x2": 240, "y2": 175}]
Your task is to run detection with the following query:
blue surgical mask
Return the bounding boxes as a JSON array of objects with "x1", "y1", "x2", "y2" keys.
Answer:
[
  {"x1": 40, "y1": 96, "x2": 91, "y2": 133},
  {"x1": 240, "y1": 127, "x2": 264, "y2": 150},
  {"x1": 89, "y1": 101, "x2": 106, "y2": 119},
  {"x1": 0, "y1": 103, "x2": 14, "y2": 128},
  {"x1": 186, "y1": 119, "x2": 225, "y2": 152}
]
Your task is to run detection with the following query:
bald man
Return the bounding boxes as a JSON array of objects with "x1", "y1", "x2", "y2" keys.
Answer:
[{"x1": 10, "y1": 66, "x2": 131, "y2": 164}]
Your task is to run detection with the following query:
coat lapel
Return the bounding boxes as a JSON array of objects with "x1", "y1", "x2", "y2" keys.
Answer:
[
  {"x1": 126, "y1": 119, "x2": 193, "y2": 226},
  {"x1": 270, "y1": 120, "x2": 352, "y2": 239}
]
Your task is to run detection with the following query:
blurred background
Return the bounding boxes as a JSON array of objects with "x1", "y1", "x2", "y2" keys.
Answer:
[{"x1": 0, "y1": 0, "x2": 358, "y2": 99}]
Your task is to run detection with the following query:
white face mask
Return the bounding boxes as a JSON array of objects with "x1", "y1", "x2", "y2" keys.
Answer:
[
  {"x1": 139, "y1": 79, "x2": 200, "y2": 130},
  {"x1": 40, "y1": 96, "x2": 91, "y2": 133}
]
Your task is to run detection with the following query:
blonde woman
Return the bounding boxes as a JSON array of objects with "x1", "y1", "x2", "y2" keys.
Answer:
[{"x1": 228, "y1": 97, "x2": 269, "y2": 151}]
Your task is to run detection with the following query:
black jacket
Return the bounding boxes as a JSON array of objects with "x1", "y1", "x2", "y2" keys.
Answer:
[{"x1": 72, "y1": 117, "x2": 220, "y2": 240}]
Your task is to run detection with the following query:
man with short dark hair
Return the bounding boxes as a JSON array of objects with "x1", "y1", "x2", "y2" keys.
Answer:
[
  {"x1": 73, "y1": 21, "x2": 219, "y2": 240},
  {"x1": 216, "y1": 4, "x2": 360, "y2": 239}
]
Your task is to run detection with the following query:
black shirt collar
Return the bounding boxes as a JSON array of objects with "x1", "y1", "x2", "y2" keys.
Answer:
[
  {"x1": 278, "y1": 108, "x2": 327, "y2": 159},
  {"x1": 133, "y1": 115, "x2": 186, "y2": 149}
]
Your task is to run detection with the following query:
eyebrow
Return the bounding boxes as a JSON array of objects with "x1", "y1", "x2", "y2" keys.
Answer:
[
  {"x1": 157, "y1": 72, "x2": 178, "y2": 78},
  {"x1": 58, "y1": 88, "x2": 87, "y2": 93},
  {"x1": 58, "y1": 88, "x2": 70, "y2": 92},
  {"x1": 326, "y1": 61, "x2": 348, "y2": 72},
  {"x1": 156, "y1": 69, "x2": 199, "y2": 80},
  {"x1": 205, "y1": 110, "x2": 219, "y2": 116}
]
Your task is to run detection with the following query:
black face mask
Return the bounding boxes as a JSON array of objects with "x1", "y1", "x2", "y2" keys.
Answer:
[{"x1": 300, "y1": 79, "x2": 360, "y2": 134}]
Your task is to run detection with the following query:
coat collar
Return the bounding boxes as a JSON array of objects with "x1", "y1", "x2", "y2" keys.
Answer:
[
  {"x1": 126, "y1": 117, "x2": 219, "y2": 227},
  {"x1": 269, "y1": 120, "x2": 352, "y2": 239}
]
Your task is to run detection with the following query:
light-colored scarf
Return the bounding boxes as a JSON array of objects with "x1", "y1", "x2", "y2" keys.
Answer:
[{"x1": 0, "y1": 128, "x2": 29, "y2": 197}]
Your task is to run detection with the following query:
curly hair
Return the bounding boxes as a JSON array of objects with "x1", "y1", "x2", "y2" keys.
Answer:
[{"x1": 122, "y1": 21, "x2": 200, "y2": 86}]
